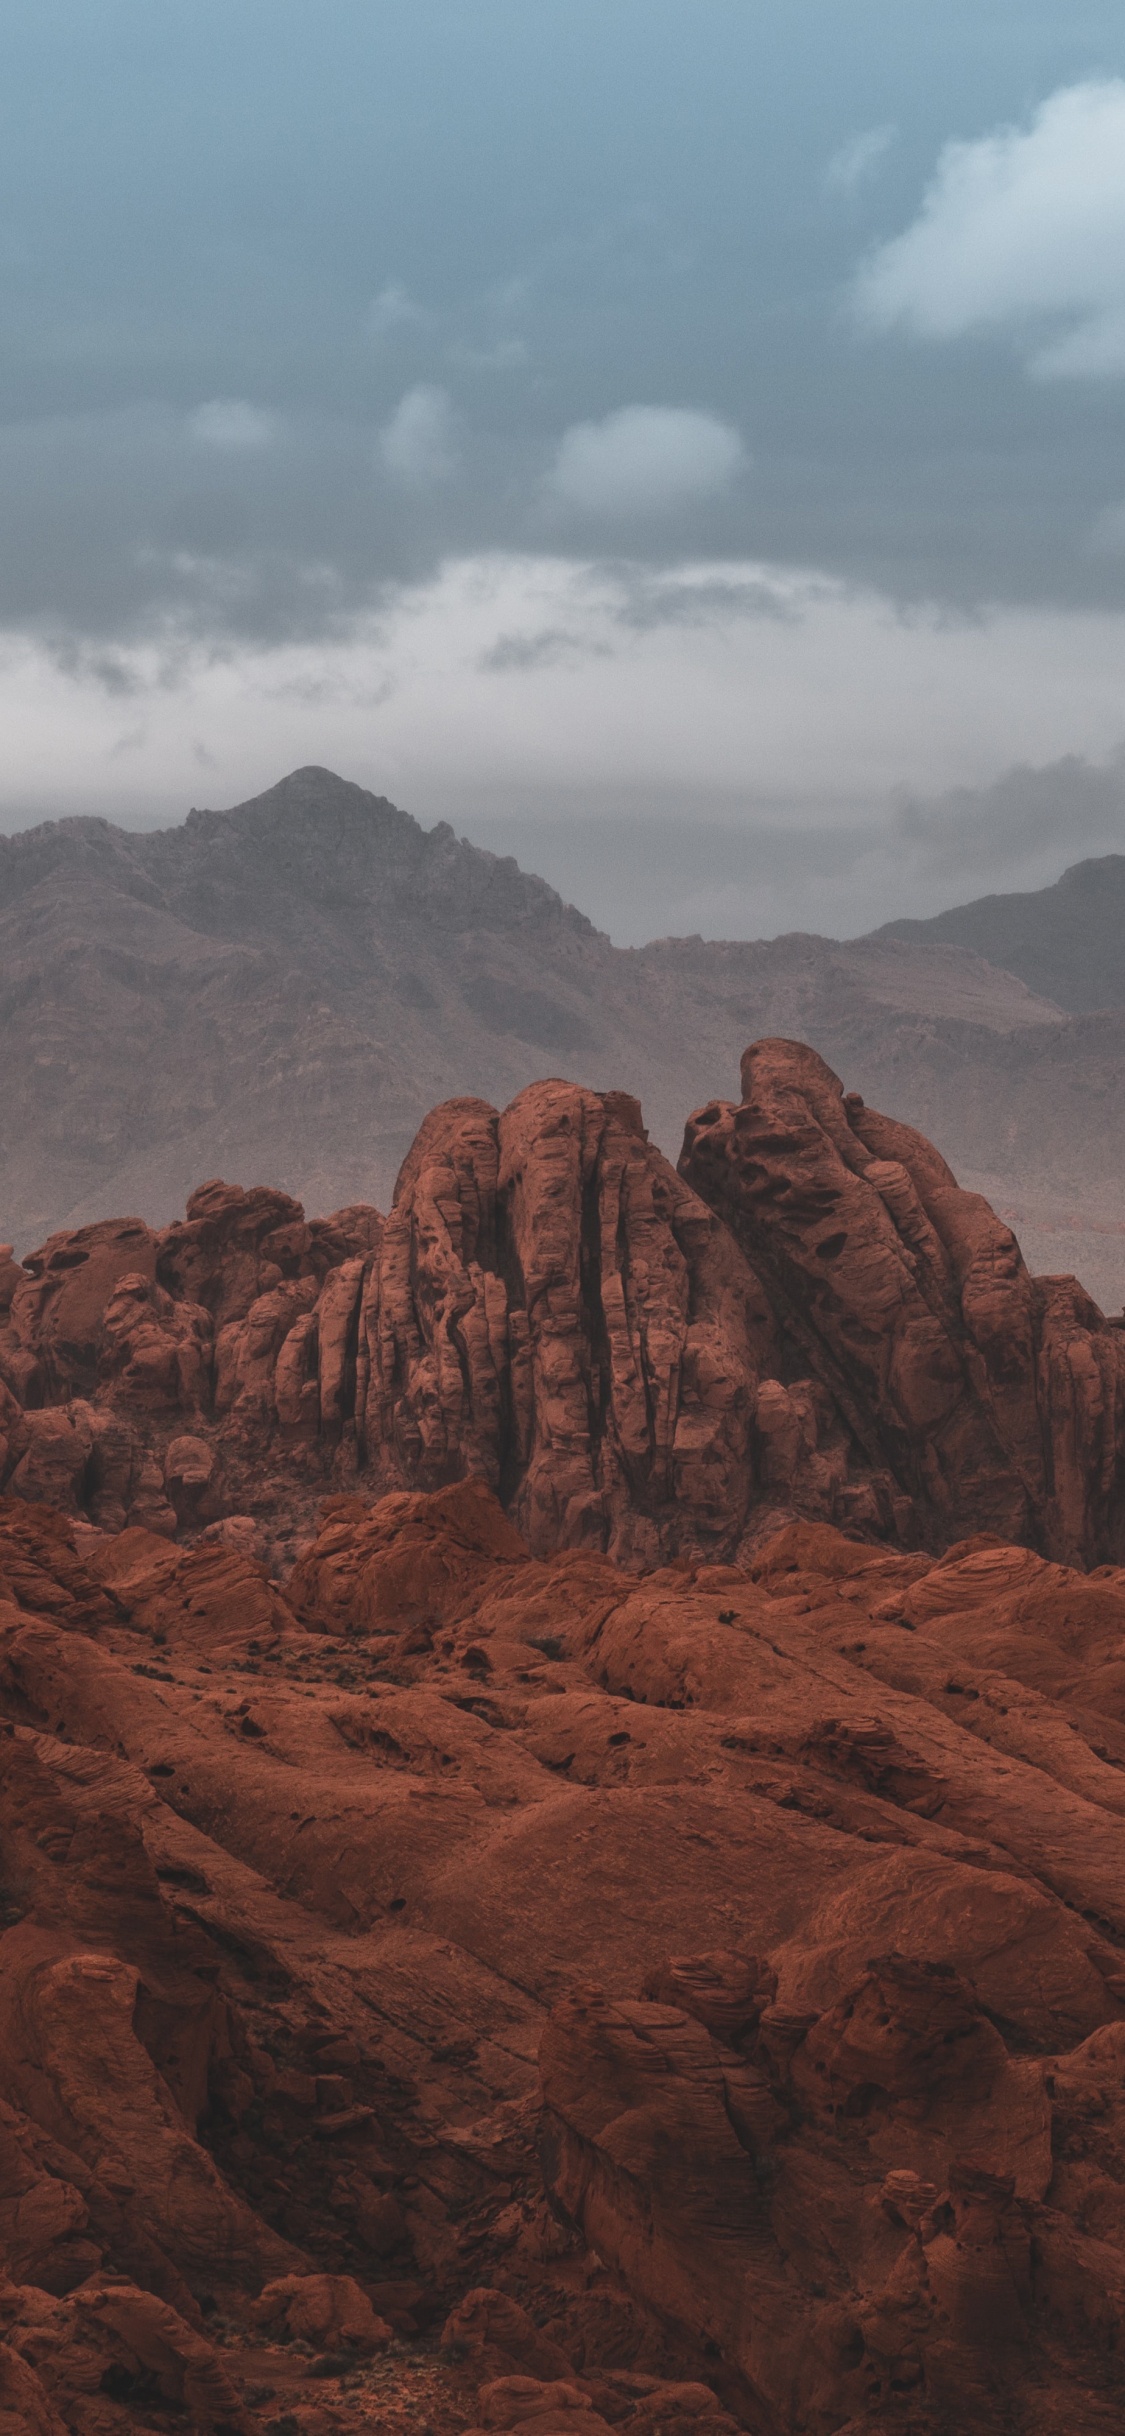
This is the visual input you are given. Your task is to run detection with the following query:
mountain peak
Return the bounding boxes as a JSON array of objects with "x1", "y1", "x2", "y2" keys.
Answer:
[
  {"x1": 1057, "y1": 851, "x2": 1125, "y2": 894},
  {"x1": 186, "y1": 763, "x2": 413, "y2": 837}
]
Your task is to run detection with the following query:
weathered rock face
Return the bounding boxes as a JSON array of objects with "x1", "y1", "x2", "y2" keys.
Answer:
[
  {"x1": 3, "y1": 1479, "x2": 1125, "y2": 2433},
  {"x1": 0, "y1": 1181, "x2": 383, "y2": 1556},
  {"x1": 0, "y1": 1075, "x2": 835, "y2": 1570},
  {"x1": 354, "y1": 1082, "x2": 789, "y2": 1568},
  {"x1": 4, "y1": 1042, "x2": 1125, "y2": 1572},
  {"x1": 680, "y1": 1038, "x2": 1125, "y2": 1567}
]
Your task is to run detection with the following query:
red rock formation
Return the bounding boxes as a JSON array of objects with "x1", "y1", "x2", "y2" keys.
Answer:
[
  {"x1": 680, "y1": 1037, "x2": 1125, "y2": 1566},
  {"x1": 4, "y1": 1043, "x2": 1125, "y2": 1575},
  {"x1": 355, "y1": 1083, "x2": 784, "y2": 1566},
  {"x1": 5, "y1": 1080, "x2": 789, "y2": 1568},
  {"x1": 0, "y1": 1182, "x2": 383, "y2": 1557},
  {"x1": 2, "y1": 1479, "x2": 1125, "y2": 2431}
]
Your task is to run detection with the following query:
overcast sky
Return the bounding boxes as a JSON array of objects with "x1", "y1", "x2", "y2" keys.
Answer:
[{"x1": 4, "y1": 1, "x2": 1125, "y2": 938}]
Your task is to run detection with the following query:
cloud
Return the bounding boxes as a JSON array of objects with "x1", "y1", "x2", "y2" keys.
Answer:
[
  {"x1": 1034, "y1": 310, "x2": 1125, "y2": 381},
  {"x1": 5, "y1": 555, "x2": 1125, "y2": 885},
  {"x1": 854, "y1": 79, "x2": 1125, "y2": 377},
  {"x1": 481, "y1": 624, "x2": 613, "y2": 673},
  {"x1": 377, "y1": 385, "x2": 459, "y2": 486},
  {"x1": 825, "y1": 125, "x2": 895, "y2": 196},
  {"x1": 546, "y1": 406, "x2": 745, "y2": 519},
  {"x1": 465, "y1": 751, "x2": 1125, "y2": 949},
  {"x1": 449, "y1": 336, "x2": 529, "y2": 372},
  {"x1": 366, "y1": 283, "x2": 429, "y2": 340},
  {"x1": 188, "y1": 399, "x2": 275, "y2": 450}
]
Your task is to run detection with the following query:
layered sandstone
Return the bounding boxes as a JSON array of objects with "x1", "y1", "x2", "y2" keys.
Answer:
[{"x1": 2, "y1": 1480, "x2": 1125, "y2": 2432}]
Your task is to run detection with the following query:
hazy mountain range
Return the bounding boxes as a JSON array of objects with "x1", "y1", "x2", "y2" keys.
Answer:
[{"x1": 3, "y1": 764, "x2": 1124, "y2": 1308}]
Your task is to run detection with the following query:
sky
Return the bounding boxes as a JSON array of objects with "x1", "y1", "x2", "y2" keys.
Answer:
[{"x1": 4, "y1": 0, "x2": 1125, "y2": 939}]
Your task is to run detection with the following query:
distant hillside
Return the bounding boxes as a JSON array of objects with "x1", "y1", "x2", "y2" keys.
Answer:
[
  {"x1": 3, "y1": 766, "x2": 1125, "y2": 1309},
  {"x1": 876, "y1": 853, "x2": 1125, "y2": 1014}
]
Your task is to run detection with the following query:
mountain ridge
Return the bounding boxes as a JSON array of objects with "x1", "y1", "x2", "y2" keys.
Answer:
[
  {"x1": 3, "y1": 765, "x2": 1123, "y2": 1309},
  {"x1": 875, "y1": 848, "x2": 1125, "y2": 1014}
]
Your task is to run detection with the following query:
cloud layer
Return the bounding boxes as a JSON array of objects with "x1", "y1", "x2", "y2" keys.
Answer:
[
  {"x1": 2, "y1": 548, "x2": 1125, "y2": 940},
  {"x1": 856, "y1": 80, "x2": 1125, "y2": 378}
]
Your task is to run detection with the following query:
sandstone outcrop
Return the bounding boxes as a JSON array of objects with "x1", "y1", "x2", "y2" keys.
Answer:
[
  {"x1": 0, "y1": 1179, "x2": 382, "y2": 1559},
  {"x1": 5, "y1": 1044, "x2": 1125, "y2": 1573},
  {"x1": 680, "y1": 1038, "x2": 1125, "y2": 1567},
  {"x1": 354, "y1": 1083, "x2": 784, "y2": 1568},
  {"x1": 2, "y1": 1478, "x2": 1125, "y2": 2431}
]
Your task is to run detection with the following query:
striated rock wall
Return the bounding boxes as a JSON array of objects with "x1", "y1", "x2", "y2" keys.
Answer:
[
  {"x1": 355, "y1": 1082, "x2": 781, "y2": 1568},
  {"x1": 4, "y1": 1041, "x2": 1125, "y2": 1571}
]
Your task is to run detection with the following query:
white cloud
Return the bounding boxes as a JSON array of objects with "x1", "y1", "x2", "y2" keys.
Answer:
[
  {"x1": 366, "y1": 282, "x2": 429, "y2": 340},
  {"x1": 826, "y1": 125, "x2": 895, "y2": 196},
  {"x1": 547, "y1": 406, "x2": 745, "y2": 519},
  {"x1": 378, "y1": 385, "x2": 459, "y2": 485},
  {"x1": 188, "y1": 399, "x2": 275, "y2": 450},
  {"x1": 854, "y1": 79, "x2": 1125, "y2": 377}
]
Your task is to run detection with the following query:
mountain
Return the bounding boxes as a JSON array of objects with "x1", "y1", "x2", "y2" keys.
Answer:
[
  {"x1": 4, "y1": 1052, "x2": 1125, "y2": 2430},
  {"x1": 2, "y1": 764, "x2": 1124, "y2": 1307},
  {"x1": 876, "y1": 850, "x2": 1125, "y2": 1013}
]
